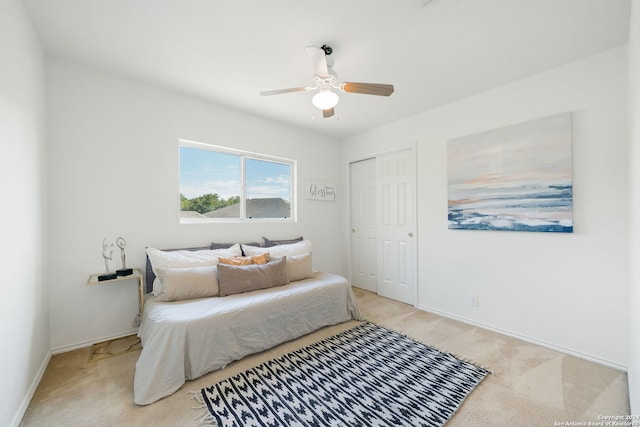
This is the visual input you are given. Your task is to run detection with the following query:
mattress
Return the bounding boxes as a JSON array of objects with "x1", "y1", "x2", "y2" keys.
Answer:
[{"x1": 134, "y1": 272, "x2": 364, "y2": 405}]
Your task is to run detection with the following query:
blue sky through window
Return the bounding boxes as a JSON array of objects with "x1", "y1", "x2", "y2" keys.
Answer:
[
  {"x1": 246, "y1": 158, "x2": 291, "y2": 200},
  {"x1": 180, "y1": 146, "x2": 240, "y2": 199},
  {"x1": 180, "y1": 146, "x2": 291, "y2": 201}
]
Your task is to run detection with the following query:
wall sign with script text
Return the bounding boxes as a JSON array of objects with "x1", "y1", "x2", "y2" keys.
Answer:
[{"x1": 305, "y1": 179, "x2": 336, "y2": 201}]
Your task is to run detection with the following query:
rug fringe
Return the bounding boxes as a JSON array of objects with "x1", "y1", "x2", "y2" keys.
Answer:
[{"x1": 188, "y1": 390, "x2": 219, "y2": 427}]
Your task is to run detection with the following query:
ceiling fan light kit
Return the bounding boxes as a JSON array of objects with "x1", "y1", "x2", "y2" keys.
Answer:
[
  {"x1": 260, "y1": 45, "x2": 394, "y2": 118},
  {"x1": 312, "y1": 89, "x2": 339, "y2": 110}
]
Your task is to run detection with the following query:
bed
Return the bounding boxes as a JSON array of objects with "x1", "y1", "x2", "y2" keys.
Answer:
[{"x1": 134, "y1": 241, "x2": 364, "y2": 405}]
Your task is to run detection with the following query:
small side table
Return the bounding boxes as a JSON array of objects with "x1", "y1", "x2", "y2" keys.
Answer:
[{"x1": 87, "y1": 268, "x2": 144, "y2": 321}]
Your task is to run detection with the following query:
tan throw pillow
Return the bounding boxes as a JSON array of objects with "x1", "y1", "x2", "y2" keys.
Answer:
[
  {"x1": 219, "y1": 253, "x2": 270, "y2": 266},
  {"x1": 250, "y1": 253, "x2": 269, "y2": 265},
  {"x1": 287, "y1": 252, "x2": 314, "y2": 282},
  {"x1": 217, "y1": 257, "x2": 289, "y2": 297},
  {"x1": 155, "y1": 265, "x2": 219, "y2": 302},
  {"x1": 219, "y1": 256, "x2": 253, "y2": 266}
]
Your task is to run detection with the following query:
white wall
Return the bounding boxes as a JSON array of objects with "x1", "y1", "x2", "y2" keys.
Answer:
[
  {"x1": 46, "y1": 58, "x2": 344, "y2": 350},
  {"x1": 344, "y1": 47, "x2": 629, "y2": 367},
  {"x1": 0, "y1": 1, "x2": 49, "y2": 426},
  {"x1": 628, "y1": 0, "x2": 640, "y2": 415}
]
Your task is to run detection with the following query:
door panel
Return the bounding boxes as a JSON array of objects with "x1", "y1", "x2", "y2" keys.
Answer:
[
  {"x1": 382, "y1": 238, "x2": 391, "y2": 282},
  {"x1": 350, "y1": 159, "x2": 377, "y2": 292},
  {"x1": 398, "y1": 240, "x2": 407, "y2": 284},
  {"x1": 376, "y1": 149, "x2": 417, "y2": 305}
]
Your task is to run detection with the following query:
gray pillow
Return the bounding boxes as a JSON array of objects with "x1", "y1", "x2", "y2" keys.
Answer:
[
  {"x1": 217, "y1": 257, "x2": 289, "y2": 297},
  {"x1": 263, "y1": 236, "x2": 303, "y2": 247},
  {"x1": 209, "y1": 242, "x2": 236, "y2": 249}
]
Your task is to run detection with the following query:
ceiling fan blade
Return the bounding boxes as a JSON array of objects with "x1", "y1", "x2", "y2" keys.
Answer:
[
  {"x1": 305, "y1": 46, "x2": 329, "y2": 78},
  {"x1": 322, "y1": 108, "x2": 335, "y2": 118},
  {"x1": 341, "y1": 82, "x2": 395, "y2": 96},
  {"x1": 259, "y1": 86, "x2": 315, "y2": 96}
]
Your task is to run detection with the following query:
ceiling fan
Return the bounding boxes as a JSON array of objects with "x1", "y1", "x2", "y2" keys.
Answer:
[{"x1": 259, "y1": 45, "x2": 394, "y2": 118}]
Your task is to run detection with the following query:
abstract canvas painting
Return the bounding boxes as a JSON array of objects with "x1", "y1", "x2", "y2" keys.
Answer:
[{"x1": 447, "y1": 113, "x2": 573, "y2": 233}]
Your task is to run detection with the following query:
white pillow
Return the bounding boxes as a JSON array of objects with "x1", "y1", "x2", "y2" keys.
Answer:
[
  {"x1": 287, "y1": 252, "x2": 314, "y2": 282},
  {"x1": 155, "y1": 265, "x2": 219, "y2": 302},
  {"x1": 146, "y1": 244, "x2": 242, "y2": 295},
  {"x1": 242, "y1": 240, "x2": 312, "y2": 258}
]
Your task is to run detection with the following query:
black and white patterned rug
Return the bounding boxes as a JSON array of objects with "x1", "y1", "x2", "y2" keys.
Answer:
[{"x1": 197, "y1": 322, "x2": 489, "y2": 427}]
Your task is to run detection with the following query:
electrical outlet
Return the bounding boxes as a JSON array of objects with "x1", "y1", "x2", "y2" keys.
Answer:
[{"x1": 469, "y1": 293, "x2": 479, "y2": 307}]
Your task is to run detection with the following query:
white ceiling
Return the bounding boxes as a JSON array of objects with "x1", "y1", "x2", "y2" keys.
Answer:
[{"x1": 23, "y1": 0, "x2": 631, "y2": 139}]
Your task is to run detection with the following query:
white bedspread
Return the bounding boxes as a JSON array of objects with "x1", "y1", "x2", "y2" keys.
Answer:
[{"x1": 134, "y1": 272, "x2": 364, "y2": 405}]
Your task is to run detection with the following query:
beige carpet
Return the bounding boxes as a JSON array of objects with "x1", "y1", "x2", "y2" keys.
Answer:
[{"x1": 21, "y1": 288, "x2": 629, "y2": 426}]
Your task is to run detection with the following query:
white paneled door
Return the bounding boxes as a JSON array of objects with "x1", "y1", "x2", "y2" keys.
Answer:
[
  {"x1": 350, "y1": 148, "x2": 417, "y2": 305},
  {"x1": 376, "y1": 149, "x2": 417, "y2": 305},
  {"x1": 350, "y1": 158, "x2": 378, "y2": 293}
]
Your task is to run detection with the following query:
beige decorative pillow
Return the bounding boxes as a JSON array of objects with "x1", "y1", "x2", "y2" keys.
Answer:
[
  {"x1": 155, "y1": 265, "x2": 219, "y2": 302},
  {"x1": 287, "y1": 252, "x2": 314, "y2": 282},
  {"x1": 217, "y1": 257, "x2": 289, "y2": 297}
]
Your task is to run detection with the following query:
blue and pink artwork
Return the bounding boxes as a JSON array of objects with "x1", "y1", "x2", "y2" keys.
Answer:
[{"x1": 447, "y1": 113, "x2": 573, "y2": 233}]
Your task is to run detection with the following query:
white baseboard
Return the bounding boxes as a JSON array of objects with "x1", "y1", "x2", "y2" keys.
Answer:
[
  {"x1": 51, "y1": 328, "x2": 139, "y2": 355},
  {"x1": 10, "y1": 349, "x2": 52, "y2": 427},
  {"x1": 418, "y1": 304, "x2": 627, "y2": 372}
]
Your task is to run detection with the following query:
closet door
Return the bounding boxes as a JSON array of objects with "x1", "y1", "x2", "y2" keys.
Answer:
[
  {"x1": 350, "y1": 158, "x2": 378, "y2": 292},
  {"x1": 377, "y1": 149, "x2": 417, "y2": 305}
]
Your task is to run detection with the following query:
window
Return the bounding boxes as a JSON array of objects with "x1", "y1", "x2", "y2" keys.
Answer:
[{"x1": 179, "y1": 140, "x2": 295, "y2": 222}]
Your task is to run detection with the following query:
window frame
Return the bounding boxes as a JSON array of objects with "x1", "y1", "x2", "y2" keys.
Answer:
[{"x1": 179, "y1": 139, "x2": 297, "y2": 224}]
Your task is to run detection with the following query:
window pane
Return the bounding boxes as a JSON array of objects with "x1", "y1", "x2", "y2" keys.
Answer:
[
  {"x1": 245, "y1": 158, "x2": 291, "y2": 219},
  {"x1": 179, "y1": 146, "x2": 241, "y2": 219}
]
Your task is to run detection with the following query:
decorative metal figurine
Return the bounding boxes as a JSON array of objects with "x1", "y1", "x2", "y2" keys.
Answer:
[
  {"x1": 116, "y1": 236, "x2": 133, "y2": 276},
  {"x1": 98, "y1": 238, "x2": 117, "y2": 281}
]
